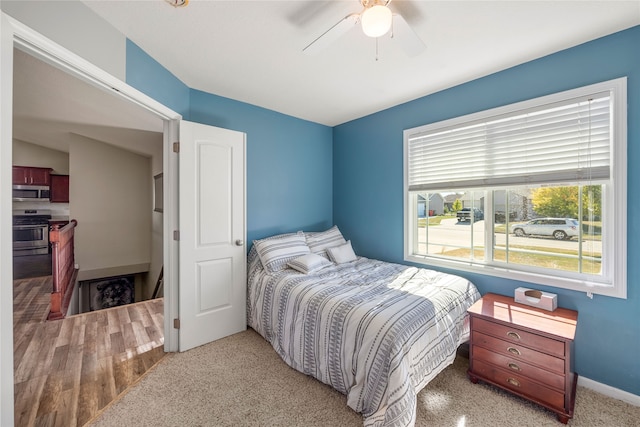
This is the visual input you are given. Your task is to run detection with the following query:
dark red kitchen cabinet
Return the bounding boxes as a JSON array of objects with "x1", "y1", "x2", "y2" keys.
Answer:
[
  {"x1": 12, "y1": 166, "x2": 51, "y2": 185},
  {"x1": 50, "y1": 175, "x2": 69, "y2": 203}
]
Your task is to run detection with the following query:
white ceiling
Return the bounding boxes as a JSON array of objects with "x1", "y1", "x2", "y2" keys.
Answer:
[
  {"x1": 81, "y1": 0, "x2": 640, "y2": 127},
  {"x1": 11, "y1": 0, "x2": 640, "y2": 155},
  {"x1": 13, "y1": 48, "x2": 163, "y2": 155}
]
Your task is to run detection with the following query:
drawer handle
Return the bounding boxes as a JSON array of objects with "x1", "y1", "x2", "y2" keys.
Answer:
[
  {"x1": 506, "y1": 331, "x2": 521, "y2": 340},
  {"x1": 507, "y1": 346, "x2": 521, "y2": 356},
  {"x1": 508, "y1": 362, "x2": 521, "y2": 371},
  {"x1": 507, "y1": 377, "x2": 521, "y2": 387}
]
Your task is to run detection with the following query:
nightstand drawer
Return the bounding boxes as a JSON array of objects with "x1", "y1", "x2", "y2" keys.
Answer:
[
  {"x1": 473, "y1": 345, "x2": 565, "y2": 390},
  {"x1": 472, "y1": 359, "x2": 565, "y2": 410},
  {"x1": 473, "y1": 317, "x2": 565, "y2": 357},
  {"x1": 472, "y1": 331, "x2": 565, "y2": 373}
]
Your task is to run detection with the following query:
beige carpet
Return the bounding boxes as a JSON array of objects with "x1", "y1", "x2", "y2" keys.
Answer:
[{"x1": 88, "y1": 329, "x2": 639, "y2": 427}]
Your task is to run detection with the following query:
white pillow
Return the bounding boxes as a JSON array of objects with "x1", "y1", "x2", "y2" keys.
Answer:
[
  {"x1": 305, "y1": 225, "x2": 347, "y2": 257},
  {"x1": 326, "y1": 240, "x2": 357, "y2": 264},
  {"x1": 253, "y1": 232, "x2": 310, "y2": 273},
  {"x1": 287, "y1": 253, "x2": 333, "y2": 274}
]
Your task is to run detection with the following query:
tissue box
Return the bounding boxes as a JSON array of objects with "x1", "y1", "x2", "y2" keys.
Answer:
[{"x1": 514, "y1": 287, "x2": 557, "y2": 312}]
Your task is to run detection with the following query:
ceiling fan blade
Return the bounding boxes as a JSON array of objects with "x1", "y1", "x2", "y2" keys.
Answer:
[
  {"x1": 391, "y1": 14, "x2": 426, "y2": 57},
  {"x1": 303, "y1": 13, "x2": 359, "y2": 55}
]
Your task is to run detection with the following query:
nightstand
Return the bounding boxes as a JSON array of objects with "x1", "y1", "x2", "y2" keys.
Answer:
[{"x1": 467, "y1": 293, "x2": 578, "y2": 424}]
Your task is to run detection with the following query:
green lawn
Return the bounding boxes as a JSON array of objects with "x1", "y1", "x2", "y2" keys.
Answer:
[
  {"x1": 442, "y1": 246, "x2": 601, "y2": 274},
  {"x1": 417, "y1": 215, "x2": 450, "y2": 227},
  {"x1": 416, "y1": 215, "x2": 602, "y2": 272}
]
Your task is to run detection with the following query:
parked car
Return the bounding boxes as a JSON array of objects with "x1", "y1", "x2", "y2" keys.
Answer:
[
  {"x1": 510, "y1": 218, "x2": 579, "y2": 240},
  {"x1": 457, "y1": 208, "x2": 484, "y2": 222}
]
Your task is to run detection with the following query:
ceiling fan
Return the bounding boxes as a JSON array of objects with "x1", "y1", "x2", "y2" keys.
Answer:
[{"x1": 303, "y1": 0, "x2": 426, "y2": 57}]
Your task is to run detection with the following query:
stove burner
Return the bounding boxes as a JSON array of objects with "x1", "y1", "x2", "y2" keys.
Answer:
[
  {"x1": 13, "y1": 216, "x2": 51, "y2": 226},
  {"x1": 13, "y1": 209, "x2": 52, "y2": 226}
]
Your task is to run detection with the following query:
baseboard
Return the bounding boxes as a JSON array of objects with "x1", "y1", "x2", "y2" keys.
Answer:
[{"x1": 578, "y1": 376, "x2": 640, "y2": 406}]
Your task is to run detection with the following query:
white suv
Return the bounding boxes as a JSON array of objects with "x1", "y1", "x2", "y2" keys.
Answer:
[{"x1": 510, "y1": 218, "x2": 580, "y2": 240}]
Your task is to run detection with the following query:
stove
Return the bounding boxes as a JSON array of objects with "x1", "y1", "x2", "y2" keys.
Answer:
[{"x1": 13, "y1": 209, "x2": 52, "y2": 256}]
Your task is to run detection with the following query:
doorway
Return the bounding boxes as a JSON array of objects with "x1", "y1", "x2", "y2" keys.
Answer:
[
  {"x1": 1, "y1": 14, "x2": 181, "y2": 425},
  {"x1": 11, "y1": 42, "x2": 167, "y2": 427}
]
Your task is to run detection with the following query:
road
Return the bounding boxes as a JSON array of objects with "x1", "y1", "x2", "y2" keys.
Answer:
[{"x1": 418, "y1": 218, "x2": 601, "y2": 255}]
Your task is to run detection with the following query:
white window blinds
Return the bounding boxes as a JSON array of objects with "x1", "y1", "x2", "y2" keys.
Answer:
[{"x1": 407, "y1": 93, "x2": 611, "y2": 191}]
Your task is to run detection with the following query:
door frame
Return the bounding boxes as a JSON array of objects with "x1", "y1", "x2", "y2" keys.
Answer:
[{"x1": 1, "y1": 13, "x2": 181, "y2": 425}]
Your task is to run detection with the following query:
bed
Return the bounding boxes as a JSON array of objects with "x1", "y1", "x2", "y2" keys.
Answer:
[{"x1": 247, "y1": 228, "x2": 481, "y2": 427}]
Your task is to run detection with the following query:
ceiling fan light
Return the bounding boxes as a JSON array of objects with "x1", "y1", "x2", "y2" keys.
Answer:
[
  {"x1": 165, "y1": 0, "x2": 188, "y2": 7},
  {"x1": 361, "y1": 5, "x2": 392, "y2": 38}
]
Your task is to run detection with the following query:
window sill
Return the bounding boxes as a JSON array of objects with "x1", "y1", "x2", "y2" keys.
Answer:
[{"x1": 405, "y1": 254, "x2": 625, "y2": 299}]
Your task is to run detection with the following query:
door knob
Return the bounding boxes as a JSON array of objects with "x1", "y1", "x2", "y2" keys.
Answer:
[{"x1": 235, "y1": 239, "x2": 244, "y2": 246}]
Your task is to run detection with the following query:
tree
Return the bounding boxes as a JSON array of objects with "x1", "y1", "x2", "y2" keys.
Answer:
[
  {"x1": 452, "y1": 199, "x2": 463, "y2": 212},
  {"x1": 582, "y1": 185, "x2": 602, "y2": 220},
  {"x1": 531, "y1": 186, "x2": 601, "y2": 220}
]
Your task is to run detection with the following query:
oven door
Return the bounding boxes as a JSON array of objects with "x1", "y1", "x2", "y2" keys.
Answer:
[{"x1": 13, "y1": 224, "x2": 49, "y2": 256}]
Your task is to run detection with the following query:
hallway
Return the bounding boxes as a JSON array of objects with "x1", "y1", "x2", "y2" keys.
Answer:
[{"x1": 13, "y1": 275, "x2": 165, "y2": 426}]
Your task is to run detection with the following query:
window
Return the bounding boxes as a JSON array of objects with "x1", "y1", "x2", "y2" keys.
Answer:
[{"x1": 404, "y1": 78, "x2": 627, "y2": 298}]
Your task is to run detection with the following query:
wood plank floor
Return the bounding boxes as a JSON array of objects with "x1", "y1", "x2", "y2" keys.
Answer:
[{"x1": 13, "y1": 275, "x2": 165, "y2": 427}]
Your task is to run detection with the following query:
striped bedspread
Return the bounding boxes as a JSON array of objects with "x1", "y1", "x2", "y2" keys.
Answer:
[{"x1": 247, "y1": 248, "x2": 480, "y2": 427}]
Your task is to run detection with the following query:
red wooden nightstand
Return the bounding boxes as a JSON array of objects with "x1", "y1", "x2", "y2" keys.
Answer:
[{"x1": 467, "y1": 293, "x2": 578, "y2": 424}]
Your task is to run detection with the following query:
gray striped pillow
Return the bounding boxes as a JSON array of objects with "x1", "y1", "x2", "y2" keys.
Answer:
[
  {"x1": 254, "y1": 232, "x2": 310, "y2": 273},
  {"x1": 305, "y1": 225, "x2": 346, "y2": 257},
  {"x1": 326, "y1": 240, "x2": 357, "y2": 264},
  {"x1": 287, "y1": 253, "x2": 332, "y2": 274}
]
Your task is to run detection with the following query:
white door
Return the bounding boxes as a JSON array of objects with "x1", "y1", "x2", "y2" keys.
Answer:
[{"x1": 178, "y1": 120, "x2": 246, "y2": 351}]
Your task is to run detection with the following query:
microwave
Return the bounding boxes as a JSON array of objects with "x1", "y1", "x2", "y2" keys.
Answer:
[{"x1": 12, "y1": 185, "x2": 50, "y2": 201}]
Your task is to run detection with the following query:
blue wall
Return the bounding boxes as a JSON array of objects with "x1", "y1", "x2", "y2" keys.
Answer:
[
  {"x1": 126, "y1": 27, "x2": 639, "y2": 396},
  {"x1": 189, "y1": 90, "x2": 333, "y2": 244},
  {"x1": 125, "y1": 41, "x2": 333, "y2": 247},
  {"x1": 333, "y1": 26, "x2": 640, "y2": 396},
  {"x1": 126, "y1": 40, "x2": 190, "y2": 118}
]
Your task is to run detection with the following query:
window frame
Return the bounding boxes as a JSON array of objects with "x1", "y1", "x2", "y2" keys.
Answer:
[{"x1": 403, "y1": 78, "x2": 627, "y2": 298}]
